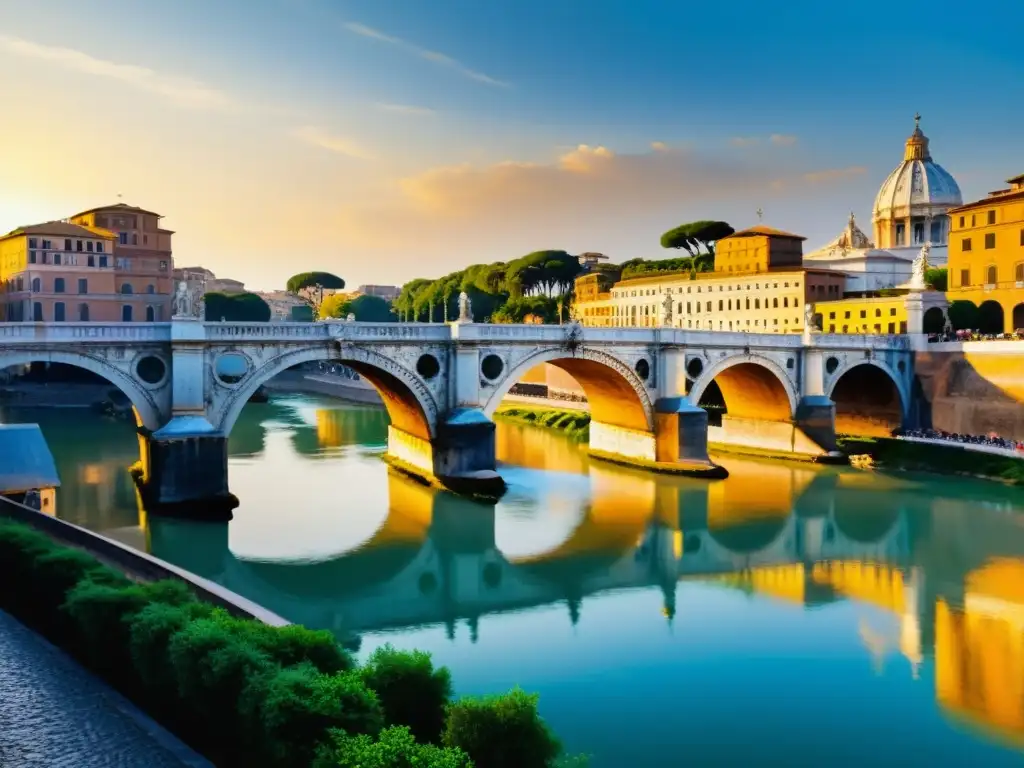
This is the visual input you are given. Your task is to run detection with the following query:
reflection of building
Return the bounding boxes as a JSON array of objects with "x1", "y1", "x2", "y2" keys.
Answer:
[
  {"x1": 804, "y1": 116, "x2": 963, "y2": 293},
  {"x1": 945, "y1": 173, "x2": 1024, "y2": 333},
  {"x1": 70, "y1": 203, "x2": 175, "y2": 321}
]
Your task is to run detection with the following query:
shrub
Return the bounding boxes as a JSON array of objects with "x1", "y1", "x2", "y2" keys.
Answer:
[
  {"x1": 444, "y1": 688, "x2": 562, "y2": 768},
  {"x1": 0, "y1": 523, "x2": 59, "y2": 615},
  {"x1": 230, "y1": 619, "x2": 354, "y2": 675},
  {"x1": 241, "y1": 663, "x2": 384, "y2": 767},
  {"x1": 31, "y1": 548, "x2": 127, "y2": 637},
  {"x1": 313, "y1": 726, "x2": 472, "y2": 768},
  {"x1": 129, "y1": 600, "x2": 217, "y2": 697},
  {"x1": 360, "y1": 644, "x2": 453, "y2": 744}
]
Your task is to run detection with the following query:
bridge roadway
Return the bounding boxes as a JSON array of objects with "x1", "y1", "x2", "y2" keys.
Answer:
[{"x1": 0, "y1": 320, "x2": 915, "y2": 514}]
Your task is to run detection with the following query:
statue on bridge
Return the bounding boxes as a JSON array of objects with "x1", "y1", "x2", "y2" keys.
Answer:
[
  {"x1": 173, "y1": 281, "x2": 192, "y2": 319},
  {"x1": 661, "y1": 292, "x2": 674, "y2": 326},
  {"x1": 457, "y1": 291, "x2": 473, "y2": 323},
  {"x1": 804, "y1": 303, "x2": 819, "y2": 333},
  {"x1": 909, "y1": 242, "x2": 931, "y2": 291}
]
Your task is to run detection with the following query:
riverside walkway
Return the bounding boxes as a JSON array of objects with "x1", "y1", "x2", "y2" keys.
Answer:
[{"x1": 0, "y1": 610, "x2": 210, "y2": 767}]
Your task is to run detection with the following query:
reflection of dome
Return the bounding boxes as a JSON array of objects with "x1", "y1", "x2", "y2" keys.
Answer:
[{"x1": 872, "y1": 114, "x2": 962, "y2": 248}]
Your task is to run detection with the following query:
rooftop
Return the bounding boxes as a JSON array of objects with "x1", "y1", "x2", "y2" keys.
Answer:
[
  {"x1": 724, "y1": 225, "x2": 806, "y2": 241},
  {"x1": 616, "y1": 265, "x2": 842, "y2": 287},
  {"x1": 72, "y1": 202, "x2": 163, "y2": 219},
  {"x1": 0, "y1": 424, "x2": 60, "y2": 492},
  {"x1": 1, "y1": 221, "x2": 116, "y2": 240},
  {"x1": 948, "y1": 187, "x2": 1024, "y2": 213}
]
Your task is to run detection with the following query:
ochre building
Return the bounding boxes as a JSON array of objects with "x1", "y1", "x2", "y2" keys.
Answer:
[{"x1": 945, "y1": 173, "x2": 1024, "y2": 333}]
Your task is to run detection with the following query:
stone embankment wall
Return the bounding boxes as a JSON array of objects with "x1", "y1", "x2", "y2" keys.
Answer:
[{"x1": 914, "y1": 347, "x2": 1024, "y2": 441}]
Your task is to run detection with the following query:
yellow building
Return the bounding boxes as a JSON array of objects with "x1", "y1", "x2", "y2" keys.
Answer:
[
  {"x1": 815, "y1": 294, "x2": 910, "y2": 335},
  {"x1": 945, "y1": 173, "x2": 1024, "y2": 333},
  {"x1": 573, "y1": 226, "x2": 846, "y2": 332}
]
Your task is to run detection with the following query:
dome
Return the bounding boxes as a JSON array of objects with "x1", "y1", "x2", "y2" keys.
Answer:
[{"x1": 873, "y1": 114, "x2": 962, "y2": 221}]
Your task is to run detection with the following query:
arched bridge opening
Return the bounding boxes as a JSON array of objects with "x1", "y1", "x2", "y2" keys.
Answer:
[
  {"x1": 829, "y1": 363, "x2": 905, "y2": 437},
  {"x1": 695, "y1": 361, "x2": 795, "y2": 424}
]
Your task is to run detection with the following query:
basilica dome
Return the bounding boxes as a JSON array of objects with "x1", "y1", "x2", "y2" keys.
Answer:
[{"x1": 872, "y1": 115, "x2": 962, "y2": 249}]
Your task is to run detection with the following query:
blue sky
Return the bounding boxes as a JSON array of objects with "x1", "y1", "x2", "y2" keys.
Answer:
[{"x1": 1, "y1": 0, "x2": 1021, "y2": 290}]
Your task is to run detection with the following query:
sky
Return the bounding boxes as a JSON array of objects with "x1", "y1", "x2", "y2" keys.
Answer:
[{"x1": 0, "y1": 0, "x2": 1022, "y2": 292}]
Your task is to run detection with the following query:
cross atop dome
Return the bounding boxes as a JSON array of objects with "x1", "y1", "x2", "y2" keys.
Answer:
[{"x1": 904, "y1": 112, "x2": 930, "y2": 161}]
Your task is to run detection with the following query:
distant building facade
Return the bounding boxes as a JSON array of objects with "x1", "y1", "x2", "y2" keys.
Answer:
[{"x1": 357, "y1": 284, "x2": 400, "y2": 302}]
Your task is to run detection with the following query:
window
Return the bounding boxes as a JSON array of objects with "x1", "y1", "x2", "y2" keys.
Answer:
[
  {"x1": 28, "y1": 251, "x2": 36, "y2": 264},
  {"x1": 28, "y1": 238, "x2": 37, "y2": 248},
  {"x1": 783, "y1": 297, "x2": 789, "y2": 308},
  {"x1": 64, "y1": 238, "x2": 72, "y2": 250},
  {"x1": 76, "y1": 240, "x2": 83, "y2": 252},
  {"x1": 705, "y1": 301, "x2": 711, "y2": 312},
  {"x1": 41, "y1": 239, "x2": 51, "y2": 249},
  {"x1": 15, "y1": 277, "x2": 22, "y2": 291},
  {"x1": 842, "y1": 325, "x2": 848, "y2": 333},
  {"x1": 718, "y1": 300, "x2": 723, "y2": 311},
  {"x1": 53, "y1": 253, "x2": 61, "y2": 265},
  {"x1": 53, "y1": 302, "x2": 65, "y2": 322},
  {"x1": 86, "y1": 241, "x2": 93, "y2": 252},
  {"x1": 890, "y1": 308, "x2": 896, "y2": 316},
  {"x1": 960, "y1": 269, "x2": 970, "y2": 287},
  {"x1": 986, "y1": 265, "x2": 997, "y2": 285},
  {"x1": 930, "y1": 220, "x2": 942, "y2": 243},
  {"x1": 988, "y1": 210, "x2": 996, "y2": 225},
  {"x1": 773, "y1": 298, "x2": 778, "y2": 308},
  {"x1": 54, "y1": 278, "x2": 65, "y2": 293},
  {"x1": 33, "y1": 302, "x2": 43, "y2": 321},
  {"x1": 78, "y1": 278, "x2": 88, "y2": 294},
  {"x1": 1020, "y1": 229, "x2": 1024, "y2": 246},
  {"x1": 859, "y1": 310, "x2": 867, "y2": 319},
  {"x1": 1017, "y1": 263, "x2": 1024, "y2": 282},
  {"x1": 120, "y1": 283, "x2": 133, "y2": 294},
  {"x1": 146, "y1": 284, "x2": 155, "y2": 294},
  {"x1": 959, "y1": 216, "x2": 965, "y2": 228},
  {"x1": 985, "y1": 233, "x2": 996, "y2": 249},
  {"x1": 78, "y1": 303, "x2": 89, "y2": 321},
  {"x1": 99, "y1": 256, "x2": 108, "y2": 268},
  {"x1": 87, "y1": 255, "x2": 95, "y2": 267},
  {"x1": 119, "y1": 232, "x2": 128, "y2": 245},
  {"x1": 913, "y1": 222, "x2": 924, "y2": 244},
  {"x1": 122, "y1": 305, "x2": 133, "y2": 322},
  {"x1": 828, "y1": 325, "x2": 835, "y2": 333},
  {"x1": 686, "y1": 302, "x2": 691, "y2": 314},
  {"x1": 143, "y1": 235, "x2": 148, "y2": 245},
  {"x1": 874, "y1": 308, "x2": 880, "y2": 317},
  {"x1": 31, "y1": 277, "x2": 40, "y2": 292},
  {"x1": 888, "y1": 323, "x2": 895, "y2": 334},
  {"x1": 972, "y1": 214, "x2": 976, "y2": 226},
  {"x1": 145, "y1": 306, "x2": 155, "y2": 322},
  {"x1": 755, "y1": 298, "x2": 760, "y2": 309},
  {"x1": 829, "y1": 312, "x2": 836, "y2": 319},
  {"x1": 96, "y1": 242, "x2": 104, "y2": 253},
  {"x1": 132, "y1": 234, "x2": 138, "y2": 245},
  {"x1": 844, "y1": 311, "x2": 850, "y2": 319},
  {"x1": 895, "y1": 223, "x2": 905, "y2": 246},
  {"x1": 962, "y1": 238, "x2": 972, "y2": 252}
]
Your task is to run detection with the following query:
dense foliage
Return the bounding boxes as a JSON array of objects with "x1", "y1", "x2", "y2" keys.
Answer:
[
  {"x1": 495, "y1": 406, "x2": 591, "y2": 440},
  {"x1": 393, "y1": 250, "x2": 581, "y2": 324},
  {"x1": 659, "y1": 220, "x2": 735, "y2": 258},
  {"x1": 286, "y1": 272, "x2": 346, "y2": 315},
  {"x1": 925, "y1": 267, "x2": 948, "y2": 292},
  {"x1": 320, "y1": 293, "x2": 396, "y2": 322},
  {"x1": 0, "y1": 520, "x2": 581, "y2": 767},
  {"x1": 203, "y1": 292, "x2": 272, "y2": 322}
]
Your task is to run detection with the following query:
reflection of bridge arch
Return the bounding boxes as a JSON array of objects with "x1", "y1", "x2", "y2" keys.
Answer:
[
  {"x1": 215, "y1": 346, "x2": 440, "y2": 441},
  {"x1": 689, "y1": 354, "x2": 798, "y2": 422},
  {"x1": 482, "y1": 347, "x2": 654, "y2": 433}
]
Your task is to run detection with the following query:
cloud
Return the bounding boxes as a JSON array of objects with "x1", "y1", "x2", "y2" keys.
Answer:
[
  {"x1": 374, "y1": 102, "x2": 436, "y2": 116},
  {"x1": 337, "y1": 143, "x2": 861, "y2": 254},
  {"x1": 344, "y1": 22, "x2": 508, "y2": 87},
  {"x1": 0, "y1": 35, "x2": 232, "y2": 110},
  {"x1": 733, "y1": 134, "x2": 799, "y2": 148},
  {"x1": 292, "y1": 126, "x2": 375, "y2": 160},
  {"x1": 770, "y1": 134, "x2": 798, "y2": 146},
  {"x1": 802, "y1": 166, "x2": 867, "y2": 183},
  {"x1": 650, "y1": 141, "x2": 669, "y2": 151}
]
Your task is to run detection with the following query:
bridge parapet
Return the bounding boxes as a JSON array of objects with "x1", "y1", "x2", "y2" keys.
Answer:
[{"x1": 0, "y1": 321, "x2": 172, "y2": 344}]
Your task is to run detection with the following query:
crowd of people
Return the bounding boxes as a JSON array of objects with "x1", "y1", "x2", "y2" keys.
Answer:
[
  {"x1": 927, "y1": 329, "x2": 1024, "y2": 342},
  {"x1": 894, "y1": 427, "x2": 1024, "y2": 454}
]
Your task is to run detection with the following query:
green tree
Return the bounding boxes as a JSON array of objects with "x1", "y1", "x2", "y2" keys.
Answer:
[
  {"x1": 947, "y1": 300, "x2": 979, "y2": 331},
  {"x1": 320, "y1": 294, "x2": 396, "y2": 322},
  {"x1": 660, "y1": 220, "x2": 734, "y2": 260},
  {"x1": 926, "y1": 267, "x2": 948, "y2": 292},
  {"x1": 286, "y1": 272, "x2": 346, "y2": 316},
  {"x1": 204, "y1": 292, "x2": 272, "y2": 322}
]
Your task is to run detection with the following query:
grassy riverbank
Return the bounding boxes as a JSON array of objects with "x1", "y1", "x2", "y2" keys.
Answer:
[
  {"x1": 838, "y1": 436, "x2": 1024, "y2": 486},
  {"x1": 0, "y1": 518, "x2": 583, "y2": 767},
  {"x1": 494, "y1": 406, "x2": 591, "y2": 440}
]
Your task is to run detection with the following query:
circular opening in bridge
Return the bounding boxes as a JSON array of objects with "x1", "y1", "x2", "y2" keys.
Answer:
[
  {"x1": 897, "y1": 360, "x2": 906, "y2": 373},
  {"x1": 418, "y1": 572, "x2": 438, "y2": 595},
  {"x1": 135, "y1": 355, "x2": 166, "y2": 385},
  {"x1": 416, "y1": 353, "x2": 440, "y2": 380},
  {"x1": 825, "y1": 356, "x2": 840, "y2": 375},
  {"x1": 481, "y1": 354, "x2": 504, "y2": 381},
  {"x1": 635, "y1": 358, "x2": 651, "y2": 382},
  {"x1": 215, "y1": 353, "x2": 249, "y2": 384},
  {"x1": 686, "y1": 358, "x2": 703, "y2": 379}
]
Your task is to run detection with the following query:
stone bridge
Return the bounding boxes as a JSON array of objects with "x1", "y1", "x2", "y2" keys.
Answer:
[{"x1": 0, "y1": 320, "x2": 914, "y2": 512}]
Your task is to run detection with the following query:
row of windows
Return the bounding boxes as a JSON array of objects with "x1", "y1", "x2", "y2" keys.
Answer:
[
  {"x1": 612, "y1": 280, "x2": 804, "y2": 299},
  {"x1": 827, "y1": 307, "x2": 899, "y2": 320},
  {"x1": 3, "y1": 277, "x2": 160, "y2": 294},
  {"x1": 614, "y1": 294, "x2": 804, "y2": 317},
  {"x1": 961, "y1": 230, "x2": 1024, "y2": 251},
  {"x1": 607, "y1": 317, "x2": 802, "y2": 330},
  {"x1": 23, "y1": 303, "x2": 161, "y2": 322},
  {"x1": 893, "y1": 220, "x2": 944, "y2": 247},
  {"x1": 827, "y1": 322, "x2": 907, "y2": 334},
  {"x1": 29, "y1": 251, "x2": 108, "y2": 267},
  {"x1": 958, "y1": 263, "x2": 1024, "y2": 287},
  {"x1": 958, "y1": 211, "x2": 999, "y2": 228},
  {"x1": 28, "y1": 237, "x2": 105, "y2": 253}
]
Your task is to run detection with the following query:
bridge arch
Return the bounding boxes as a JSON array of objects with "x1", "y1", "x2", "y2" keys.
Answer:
[
  {"x1": 482, "y1": 346, "x2": 654, "y2": 433},
  {"x1": 827, "y1": 360, "x2": 908, "y2": 437},
  {"x1": 0, "y1": 350, "x2": 165, "y2": 430},
  {"x1": 688, "y1": 354, "x2": 797, "y2": 422},
  {"x1": 215, "y1": 345, "x2": 440, "y2": 440}
]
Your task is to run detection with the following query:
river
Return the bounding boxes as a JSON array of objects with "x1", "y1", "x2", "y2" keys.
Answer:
[{"x1": 4, "y1": 393, "x2": 1024, "y2": 767}]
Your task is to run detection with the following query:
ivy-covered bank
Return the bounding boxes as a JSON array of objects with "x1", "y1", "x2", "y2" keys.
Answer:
[
  {"x1": 494, "y1": 406, "x2": 591, "y2": 440},
  {"x1": 0, "y1": 520, "x2": 585, "y2": 767},
  {"x1": 838, "y1": 437, "x2": 1024, "y2": 486}
]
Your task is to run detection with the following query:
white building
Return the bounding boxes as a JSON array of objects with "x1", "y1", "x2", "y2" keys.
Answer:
[{"x1": 804, "y1": 115, "x2": 963, "y2": 293}]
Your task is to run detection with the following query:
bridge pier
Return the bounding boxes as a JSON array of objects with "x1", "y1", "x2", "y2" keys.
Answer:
[{"x1": 386, "y1": 408, "x2": 506, "y2": 500}]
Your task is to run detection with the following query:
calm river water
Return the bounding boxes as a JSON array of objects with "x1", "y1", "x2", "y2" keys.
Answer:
[{"x1": 5, "y1": 393, "x2": 1024, "y2": 767}]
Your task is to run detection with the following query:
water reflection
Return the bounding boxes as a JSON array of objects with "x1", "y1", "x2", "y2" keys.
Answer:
[{"x1": 8, "y1": 396, "x2": 1024, "y2": 763}]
